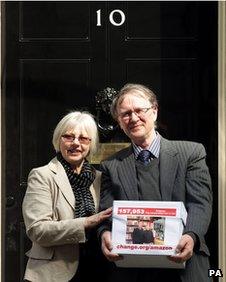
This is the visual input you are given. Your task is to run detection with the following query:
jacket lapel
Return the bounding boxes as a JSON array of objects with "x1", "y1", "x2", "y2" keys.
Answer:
[
  {"x1": 117, "y1": 146, "x2": 139, "y2": 200},
  {"x1": 48, "y1": 158, "x2": 75, "y2": 210},
  {"x1": 159, "y1": 138, "x2": 179, "y2": 201}
]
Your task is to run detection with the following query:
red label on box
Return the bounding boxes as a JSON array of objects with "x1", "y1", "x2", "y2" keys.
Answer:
[{"x1": 117, "y1": 207, "x2": 176, "y2": 216}]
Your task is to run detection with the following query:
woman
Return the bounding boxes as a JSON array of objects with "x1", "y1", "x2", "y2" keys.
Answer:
[{"x1": 22, "y1": 111, "x2": 112, "y2": 282}]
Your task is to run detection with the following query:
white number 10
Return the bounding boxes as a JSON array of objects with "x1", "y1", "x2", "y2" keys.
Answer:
[{"x1": 96, "y1": 9, "x2": 125, "y2": 26}]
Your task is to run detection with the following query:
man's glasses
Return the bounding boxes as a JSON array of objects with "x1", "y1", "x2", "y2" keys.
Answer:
[
  {"x1": 61, "y1": 134, "x2": 91, "y2": 145},
  {"x1": 119, "y1": 107, "x2": 152, "y2": 121}
]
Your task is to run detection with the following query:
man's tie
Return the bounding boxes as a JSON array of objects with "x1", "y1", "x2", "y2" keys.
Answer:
[{"x1": 138, "y1": 150, "x2": 152, "y2": 165}]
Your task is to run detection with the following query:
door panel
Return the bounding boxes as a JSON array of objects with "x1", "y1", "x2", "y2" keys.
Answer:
[
  {"x1": 20, "y1": 2, "x2": 90, "y2": 41},
  {"x1": 20, "y1": 59, "x2": 92, "y2": 180}
]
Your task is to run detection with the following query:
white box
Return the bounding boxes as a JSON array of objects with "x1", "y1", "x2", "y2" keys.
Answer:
[{"x1": 111, "y1": 200, "x2": 187, "y2": 269}]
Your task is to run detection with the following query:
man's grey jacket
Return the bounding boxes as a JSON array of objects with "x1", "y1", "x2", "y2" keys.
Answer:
[{"x1": 98, "y1": 136, "x2": 213, "y2": 282}]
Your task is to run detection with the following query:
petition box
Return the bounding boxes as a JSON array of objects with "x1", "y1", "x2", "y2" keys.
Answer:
[{"x1": 111, "y1": 200, "x2": 187, "y2": 269}]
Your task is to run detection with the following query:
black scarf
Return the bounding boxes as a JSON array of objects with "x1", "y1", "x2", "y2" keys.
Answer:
[{"x1": 57, "y1": 153, "x2": 96, "y2": 218}]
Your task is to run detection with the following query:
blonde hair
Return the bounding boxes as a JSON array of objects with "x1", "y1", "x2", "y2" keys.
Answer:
[
  {"x1": 52, "y1": 111, "x2": 99, "y2": 158},
  {"x1": 111, "y1": 83, "x2": 158, "y2": 120}
]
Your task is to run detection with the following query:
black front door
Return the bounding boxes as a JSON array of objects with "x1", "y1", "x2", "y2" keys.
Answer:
[{"x1": 2, "y1": 2, "x2": 218, "y2": 281}]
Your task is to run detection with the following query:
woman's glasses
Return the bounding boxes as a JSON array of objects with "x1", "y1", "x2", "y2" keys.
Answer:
[{"x1": 61, "y1": 134, "x2": 91, "y2": 145}]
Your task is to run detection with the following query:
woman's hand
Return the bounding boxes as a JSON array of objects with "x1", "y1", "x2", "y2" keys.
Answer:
[{"x1": 84, "y1": 207, "x2": 112, "y2": 229}]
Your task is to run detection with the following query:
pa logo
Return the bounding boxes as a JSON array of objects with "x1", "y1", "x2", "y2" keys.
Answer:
[{"x1": 208, "y1": 269, "x2": 223, "y2": 277}]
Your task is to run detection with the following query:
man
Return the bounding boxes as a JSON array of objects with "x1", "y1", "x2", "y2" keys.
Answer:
[
  {"x1": 98, "y1": 83, "x2": 212, "y2": 282},
  {"x1": 131, "y1": 220, "x2": 145, "y2": 244},
  {"x1": 143, "y1": 223, "x2": 154, "y2": 244}
]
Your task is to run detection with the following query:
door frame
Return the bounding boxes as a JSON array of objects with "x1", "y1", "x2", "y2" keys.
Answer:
[
  {"x1": 218, "y1": 2, "x2": 226, "y2": 279},
  {"x1": 0, "y1": 2, "x2": 225, "y2": 282}
]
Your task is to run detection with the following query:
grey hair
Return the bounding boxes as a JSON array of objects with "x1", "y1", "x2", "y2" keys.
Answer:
[
  {"x1": 52, "y1": 111, "x2": 99, "y2": 158},
  {"x1": 110, "y1": 83, "x2": 158, "y2": 120}
]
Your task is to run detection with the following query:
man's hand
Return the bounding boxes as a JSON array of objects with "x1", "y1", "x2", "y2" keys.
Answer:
[
  {"x1": 168, "y1": 234, "x2": 194, "y2": 263},
  {"x1": 101, "y1": 230, "x2": 123, "y2": 262}
]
